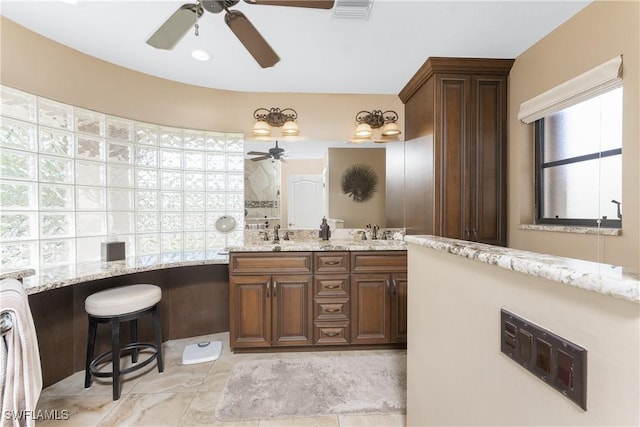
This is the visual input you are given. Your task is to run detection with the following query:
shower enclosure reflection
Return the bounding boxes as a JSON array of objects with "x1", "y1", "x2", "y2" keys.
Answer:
[{"x1": 244, "y1": 159, "x2": 281, "y2": 222}]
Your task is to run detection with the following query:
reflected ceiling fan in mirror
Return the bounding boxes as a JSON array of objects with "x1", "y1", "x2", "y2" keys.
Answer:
[
  {"x1": 247, "y1": 140, "x2": 286, "y2": 162},
  {"x1": 146, "y1": 0, "x2": 335, "y2": 68}
]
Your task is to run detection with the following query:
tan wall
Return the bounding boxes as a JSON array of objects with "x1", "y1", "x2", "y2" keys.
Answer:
[
  {"x1": 279, "y1": 158, "x2": 324, "y2": 229},
  {"x1": 507, "y1": 0, "x2": 640, "y2": 269},
  {"x1": 327, "y1": 147, "x2": 386, "y2": 228},
  {"x1": 0, "y1": 17, "x2": 403, "y2": 144},
  {"x1": 407, "y1": 243, "x2": 640, "y2": 426}
]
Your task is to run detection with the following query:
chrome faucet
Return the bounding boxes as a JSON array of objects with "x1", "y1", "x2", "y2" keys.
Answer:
[
  {"x1": 259, "y1": 231, "x2": 269, "y2": 241},
  {"x1": 272, "y1": 224, "x2": 281, "y2": 243},
  {"x1": 372, "y1": 224, "x2": 379, "y2": 240}
]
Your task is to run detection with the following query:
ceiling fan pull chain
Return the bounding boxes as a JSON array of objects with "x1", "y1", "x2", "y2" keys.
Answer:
[{"x1": 195, "y1": 22, "x2": 200, "y2": 37}]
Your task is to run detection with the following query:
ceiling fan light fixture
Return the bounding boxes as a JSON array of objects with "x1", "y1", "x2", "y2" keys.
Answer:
[
  {"x1": 354, "y1": 122, "x2": 373, "y2": 139},
  {"x1": 191, "y1": 49, "x2": 211, "y2": 61},
  {"x1": 281, "y1": 120, "x2": 300, "y2": 136},
  {"x1": 252, "y1": 119, "x2": 271, "y2": 136}
]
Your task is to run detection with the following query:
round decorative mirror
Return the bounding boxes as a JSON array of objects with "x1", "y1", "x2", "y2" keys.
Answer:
[
  {"x1": 215, "y1": 215, "x2": 237, "y2": 255},
  {"x1": 215, "y1": 215, "x2": 237, "y2": 233}
]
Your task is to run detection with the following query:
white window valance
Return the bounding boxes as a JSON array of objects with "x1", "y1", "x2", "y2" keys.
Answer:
[{"x1": 518, "y1": 55, "x2": 623, "y2": 124}]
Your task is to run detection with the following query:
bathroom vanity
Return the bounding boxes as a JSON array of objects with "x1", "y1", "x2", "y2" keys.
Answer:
[
  {"x1": 228, "y1": 245, "x2": 407, "y2": 351},
  {"x1": 5, "y1": 237, "x2": 407, "y2": 386}
]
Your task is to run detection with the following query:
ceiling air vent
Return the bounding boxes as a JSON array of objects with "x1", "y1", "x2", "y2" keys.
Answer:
[{"x1": 333, "y1": 0, "x2": 373, "y2": 20}]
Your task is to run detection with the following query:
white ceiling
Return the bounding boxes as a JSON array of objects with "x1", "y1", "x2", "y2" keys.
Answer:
[{"x1": 1, "y1": 0, "x2": 591, "y2": 96}]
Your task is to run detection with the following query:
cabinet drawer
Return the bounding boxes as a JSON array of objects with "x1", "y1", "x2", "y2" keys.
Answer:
[
  {"x1": 314, "y1": 321, "x2": 350, "y2": 345},
  {"x1": 230, "y1": 252, "x2": 312, "y2": 274},
  {"x1": 314, "y1": 275, "x2": 349, "y2": 297},
  {"x1": 351, "y1": 251, "x2": 407, "y2": 273},
  {"x1": 314, "y1": 252, "x2": 349, "y2": 273},
  {"x1": 314, "y1": 298, "x2": 349, "y2": 321}
]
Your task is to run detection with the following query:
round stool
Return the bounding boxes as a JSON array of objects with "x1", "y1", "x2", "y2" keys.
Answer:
[{"x1": 84, "y1": 284, "x2": 164, "y2": 400}]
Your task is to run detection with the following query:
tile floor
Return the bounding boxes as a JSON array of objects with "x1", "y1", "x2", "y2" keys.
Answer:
[{"x1": 36, "y1": 332, "x2": 406, "y2": 427}]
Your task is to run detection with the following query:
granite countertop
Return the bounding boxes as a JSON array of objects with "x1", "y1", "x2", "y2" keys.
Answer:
[
  {"x1": 228, "y1": 239, "x2": 407, "y2": 252},
  {"x1": 6, "y1": 251, "x2": 229, "y2": 295},
  {"x1": 3, "y1": 239, "x2": 406, "y2": 295},
  {"x1": 405, "y1": 235, "x2": 639, "y2": 303}
]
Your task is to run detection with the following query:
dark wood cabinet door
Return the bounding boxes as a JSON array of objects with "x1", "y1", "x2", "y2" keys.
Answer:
[
  {"x1": 229, "y1": 275, "x2": 271, "y2": 347},
  {"x1": 351, "y1": 274, "x2": 390, "y2": 344},
  {"x1": 435, "y1": 74, "x2": 471, "y2": 241},
  {"x1": 469, "y1": 75, "x2": 508, "y2": 246},
  {"x1": 271, "y1": 275, "x2": 313, "y2": 346},
  {"x1": 390, "y1": 273, "x2": 408, "y2": 343}
]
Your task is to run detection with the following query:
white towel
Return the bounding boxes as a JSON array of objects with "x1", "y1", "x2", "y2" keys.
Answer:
[{"x1": 0, "y1": 278, "x2": 42, "y2": 427}]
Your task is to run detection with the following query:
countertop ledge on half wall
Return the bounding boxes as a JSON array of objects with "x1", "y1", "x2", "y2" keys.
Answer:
[{"x1": 405, "y1": 235, "x2": 639, "y2": 304}]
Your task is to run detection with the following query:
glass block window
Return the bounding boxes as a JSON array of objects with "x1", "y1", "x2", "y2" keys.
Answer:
[{"x1": 0, "y1": 85, "x2": 244, "y2": 272}]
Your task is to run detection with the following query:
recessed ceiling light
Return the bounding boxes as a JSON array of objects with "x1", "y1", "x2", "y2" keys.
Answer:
[{"x1": 191, "y1": 49, "x2": 210, "y2": 61}]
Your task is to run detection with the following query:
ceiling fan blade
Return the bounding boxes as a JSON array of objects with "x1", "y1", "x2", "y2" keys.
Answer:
[
  {"x1": 244, "y1": 0, "x2": 334, "y2": 9},
  {"x1": 251, "y1": 155, "x2": 272, "y2": 161},
  {"x1": 224, "y1": 10, "x2": 280, "y2": 68},
  {"x1": 247, "y1": 151, "x2": 270, "y2": 155},
  {"x1": 147, "y1": 4, "x2": 202, "y2": 50}
]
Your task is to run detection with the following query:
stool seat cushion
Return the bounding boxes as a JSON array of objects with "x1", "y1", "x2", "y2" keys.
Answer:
[{"x1": 85, "y1": 284, "x2": 161, "y2": 316}]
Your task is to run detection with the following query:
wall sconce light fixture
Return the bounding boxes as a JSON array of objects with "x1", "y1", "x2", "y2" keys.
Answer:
[
  {"x1": 252, "y1": 107, "x2": 300, "y2": 137},
  {"x1": 351, "y1": 109, "x2": 401, "y2": 143}
]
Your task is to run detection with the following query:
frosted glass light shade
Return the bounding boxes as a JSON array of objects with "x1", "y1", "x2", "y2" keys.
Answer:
[
  {"x1": 252, "y1": 120, "x2": 271, "y2": 136},
  {"x1": 354, "y1": 123, "x2": 372, "y2": 138},
  {"x1": 281, "y1": 120, "x2": 300, "y2": 136},
  {"x1": 381, "y1": 121, "x2": 401, "y2": 137}
]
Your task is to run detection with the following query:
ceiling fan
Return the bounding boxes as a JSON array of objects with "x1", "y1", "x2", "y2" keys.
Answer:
[
  {"x1": 247, "y1": 140, "x2": 286, "y2": 162},
  {"x1": 146, "y1": 0, "x2": 335, "y2": 68}
]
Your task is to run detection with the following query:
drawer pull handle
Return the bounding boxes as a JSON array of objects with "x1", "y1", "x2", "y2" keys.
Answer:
[
  {"x1": 323, "y1": 331, "x2": 340, "y2": 337},
  {"x1": 324, "y1": 261, "x2": 340, "y2": 265},
  {"x1": 324, "y1": 308, "x2": 340, "y2": 313},
  {"x1": 325, "y1": 284, "x2": 339, "y2": 289}
]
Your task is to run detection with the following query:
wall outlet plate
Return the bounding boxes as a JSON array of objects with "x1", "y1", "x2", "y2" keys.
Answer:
[{"x1": 500, "y1": 309, "x2": 587, "y2": 410}]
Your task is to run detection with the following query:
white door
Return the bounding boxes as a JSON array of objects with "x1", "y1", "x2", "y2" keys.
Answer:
[{"x1": 287, "y1": 175, "x2": 323, "y2": 229}]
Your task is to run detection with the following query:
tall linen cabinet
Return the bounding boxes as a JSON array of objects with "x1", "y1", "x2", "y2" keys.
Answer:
[{"x1": 398, "y1": 57, "x2": 514, "y2": 246}]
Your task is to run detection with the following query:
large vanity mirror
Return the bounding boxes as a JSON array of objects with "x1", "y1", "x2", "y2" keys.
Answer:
[{"x1": 244, "y1": 140, "x2": 405, "y2": 230}]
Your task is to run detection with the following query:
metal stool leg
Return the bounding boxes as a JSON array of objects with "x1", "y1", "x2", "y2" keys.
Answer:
[
  {"x1": 130, "y1": 318, "x2": 138, "y2": 363},
  {"x1": 84, "y1": 316, "x2": 97, "y2": 388},
  {"x1": 153, "y1": 305, "x2": 164, "y2": 373},
  {"x1": 111, "y1": 317, "x2": 121, "y2": 401}
]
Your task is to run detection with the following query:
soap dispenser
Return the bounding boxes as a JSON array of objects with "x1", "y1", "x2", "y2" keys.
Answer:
[{"x1": 319, "y1": 217, "x2": 331, "y2": 241}]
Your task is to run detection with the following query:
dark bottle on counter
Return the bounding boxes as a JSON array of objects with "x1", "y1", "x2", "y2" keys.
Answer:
[{"x1": 319, "y1": 217, "x2": 331, "y2": 241}]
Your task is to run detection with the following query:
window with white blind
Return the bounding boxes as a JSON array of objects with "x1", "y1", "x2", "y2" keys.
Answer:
[{"x1": 519, "y1": 56, "x2": 624, "y2": 228}]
